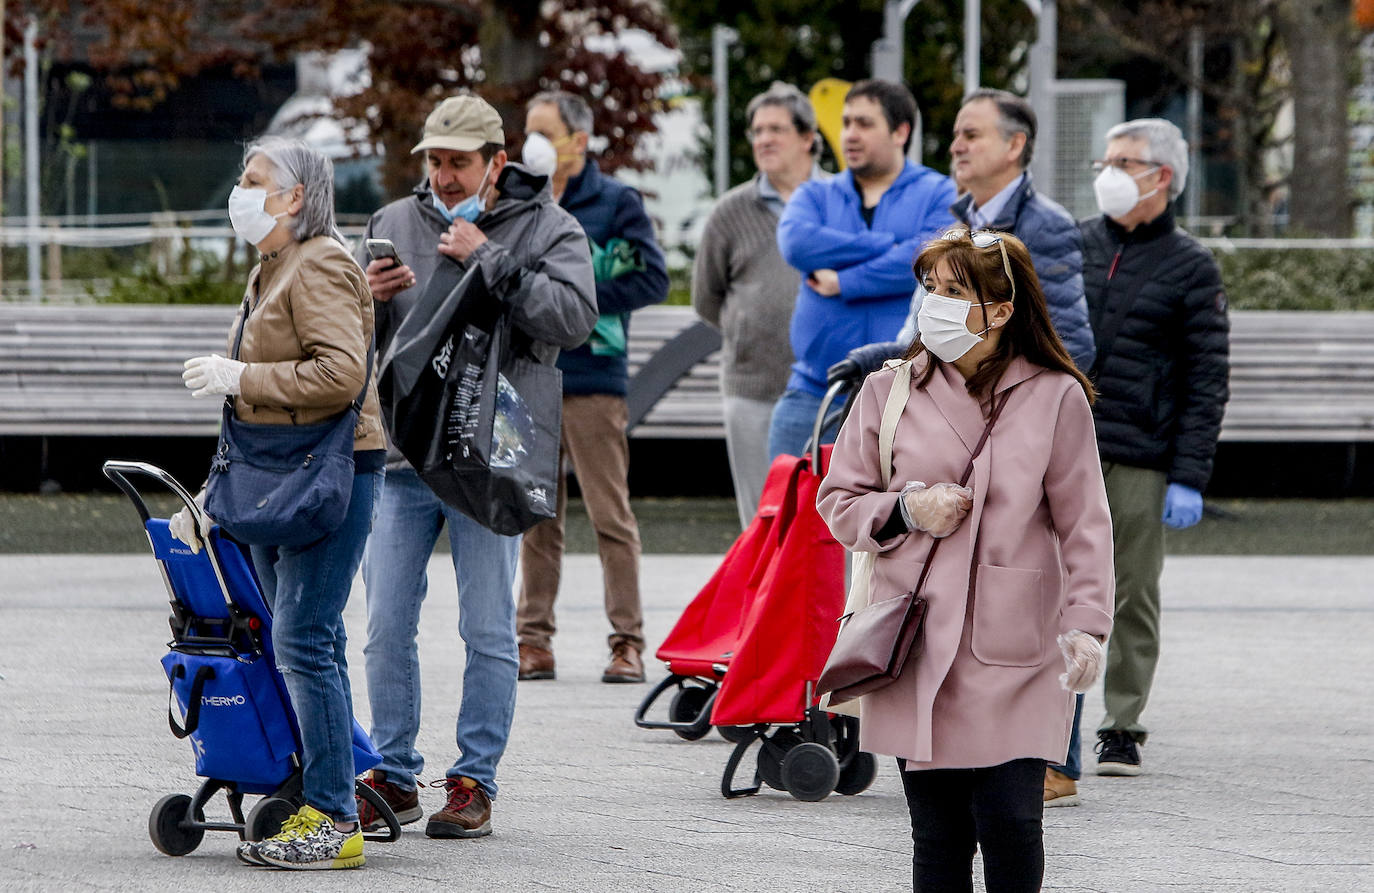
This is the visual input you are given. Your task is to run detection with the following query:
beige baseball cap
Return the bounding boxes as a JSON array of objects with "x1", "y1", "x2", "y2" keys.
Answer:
[{"x1": 411, "y1": 95, "x2": 505, "y2": 154}]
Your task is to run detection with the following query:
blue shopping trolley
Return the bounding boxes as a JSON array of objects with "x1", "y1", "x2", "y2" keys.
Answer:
[{"x1": 102, "y1": 460, "x2": 401, "y2": 857}]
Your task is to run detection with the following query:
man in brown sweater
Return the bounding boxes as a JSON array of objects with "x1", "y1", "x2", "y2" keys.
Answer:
[{"x1": 692, "y1": 82, "x2": 824, "y2": 528}]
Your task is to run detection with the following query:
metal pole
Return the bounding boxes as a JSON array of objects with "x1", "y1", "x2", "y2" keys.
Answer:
[
  {"x1": 0, "y1": 0, "x2": 7, "y2": 294},
  {"x1": 964, "y1": 0, "x2": 981, "y2": 94},
  {"x1": 1027, "y1": 0, "x2": 1056, "y2": 196},
  {"x1": 1186, "y1": 25, "x2": 1203, "y2": 227},
  {"x1": 24, "y1": 19, "x2": 40, "y2": 301},
  {"x1": 711, "y1": 25, "x2": 738, "y2": 198}
]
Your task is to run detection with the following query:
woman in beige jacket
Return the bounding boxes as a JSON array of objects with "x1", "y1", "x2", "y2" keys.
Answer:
[
  {"x1": 818, "y1": 229, "x2": 1114, "y2": 892},
  {"x1": 170, "y1": 137, "x2": 382, "y2": 871}
]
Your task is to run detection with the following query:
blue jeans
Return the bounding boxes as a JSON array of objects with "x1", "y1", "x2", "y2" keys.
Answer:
[
  {"x1": 1050, "y1": 694, "x2": 1085, "y2": 780},
  {"x1": 766, "y1": 388, "x2": 836, "y2": 463},
  {"x1": 250, "y1": 468, "x2": 382, "y2": 824},
  {"x1": 361, "y1": 468, "x2": 520, "y2": 799}
]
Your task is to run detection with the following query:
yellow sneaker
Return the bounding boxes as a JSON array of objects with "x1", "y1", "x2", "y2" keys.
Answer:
[{"x1": 255, "y1": 805, "x2": 364, "y2": 870}]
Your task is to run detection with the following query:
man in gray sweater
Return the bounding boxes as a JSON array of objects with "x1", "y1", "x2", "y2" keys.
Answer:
[{"x1": 692, "y1": 82, "x2": 825, "y2": 528}]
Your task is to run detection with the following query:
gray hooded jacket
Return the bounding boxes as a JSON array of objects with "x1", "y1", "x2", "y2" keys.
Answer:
[{"x1": 357, "y1": 162, "x2": 597, "y2": 469}]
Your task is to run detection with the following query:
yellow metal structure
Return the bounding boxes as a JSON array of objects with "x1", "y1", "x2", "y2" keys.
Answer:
[{"x1": 808, "y1": 78, "x2": 852, "y2": 171}]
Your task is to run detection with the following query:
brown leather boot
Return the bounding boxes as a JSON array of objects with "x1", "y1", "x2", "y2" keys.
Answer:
[
  {"x1": 518, "y1": 644, "x2": 555, "y2": 681},
  {"x1": 425, "y1": 776, "x2": 492, "y2": 839},
  {"x1": 601, "y1": 642, "x2": 644, "y2": 683},
  {"x1": 357, "y1": 769, "x2": 424, "y2": 830}
]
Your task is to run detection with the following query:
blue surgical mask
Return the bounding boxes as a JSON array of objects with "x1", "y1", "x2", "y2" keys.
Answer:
[{"x1": 436, "y1": 159, "x2": 495, "y2": 223}]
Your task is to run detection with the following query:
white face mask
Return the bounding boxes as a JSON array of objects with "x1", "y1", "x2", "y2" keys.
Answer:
[
  {"x1": 521, "y1": 132, "x2": 558, "y2": 178},
  {"x1": 917, "y1": 293, "x2": 993, "y2": 363},
  {"x1": 228, "y1": 186, "x2": 289, "y2": 245},
  {"x1": 1093, "y1": 165, "x2": 1159, "y2": 219}
]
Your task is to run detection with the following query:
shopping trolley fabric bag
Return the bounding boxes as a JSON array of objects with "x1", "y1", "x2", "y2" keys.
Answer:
[
  {"x1": 379, "y1": 261, "x2": 561, "y2": 536},
  {"x1": 160, "y1": 649, "x2": 299, "y2": 788}
]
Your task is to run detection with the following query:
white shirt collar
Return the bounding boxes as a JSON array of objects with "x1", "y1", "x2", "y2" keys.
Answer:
[{"x1": 969, "y1": 172, "x2": 1025, "y2": 230}]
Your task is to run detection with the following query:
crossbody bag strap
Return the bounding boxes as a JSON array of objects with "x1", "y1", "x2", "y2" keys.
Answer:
[
  {"x1": 225, "y1": 296, "x2": 374, "y2": 414},
  {"x1": 876, "y1": 358, "x2": 912, "y2": 489},
  {"x1": 908, "y1": 385, "x2": 1015, "y2": 599}
]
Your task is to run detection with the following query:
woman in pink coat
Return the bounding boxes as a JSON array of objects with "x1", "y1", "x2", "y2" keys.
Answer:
[{"x1": 818, "y1": 228, "x2": 1114, "y2": 892}]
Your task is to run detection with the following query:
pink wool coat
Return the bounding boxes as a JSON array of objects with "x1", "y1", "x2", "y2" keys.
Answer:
[{"x1": 817, "y1": 355, "x2": 1115, "y2": 769}]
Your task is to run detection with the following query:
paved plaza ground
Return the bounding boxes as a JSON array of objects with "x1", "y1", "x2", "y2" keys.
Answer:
[{"x1": 1, "y1": 552, "x2": 1371, "y2": 892}]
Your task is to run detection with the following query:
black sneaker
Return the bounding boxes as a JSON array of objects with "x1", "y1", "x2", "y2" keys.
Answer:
[{"x1": 1095, "y1": 730, "x2": 1142, "y2": 776}]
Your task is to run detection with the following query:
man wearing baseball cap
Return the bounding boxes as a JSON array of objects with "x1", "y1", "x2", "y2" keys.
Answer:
[{"x1": 353, "y1": 93, "x2": 596, "y2": 841}]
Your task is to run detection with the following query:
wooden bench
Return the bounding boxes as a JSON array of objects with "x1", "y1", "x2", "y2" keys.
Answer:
[{"x1": 2, "y1": 304, "x2": 1373, "y2": 442}]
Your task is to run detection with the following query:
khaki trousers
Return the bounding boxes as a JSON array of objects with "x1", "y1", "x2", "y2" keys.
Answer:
[
  {"x1": 517, "y1": 394, "x2": 644, "y2": 652},
  {"x1": 1098, "y1": 462, "x2": 1168, "y2": 741}
]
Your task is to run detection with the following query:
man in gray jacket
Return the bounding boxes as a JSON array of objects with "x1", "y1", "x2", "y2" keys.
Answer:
[
  {"x1": 692, "y1": 82, "x2": 823, "y2": 528},
  {"x1": 354, "y1": 94, "x2": 596, "y2": 841}
]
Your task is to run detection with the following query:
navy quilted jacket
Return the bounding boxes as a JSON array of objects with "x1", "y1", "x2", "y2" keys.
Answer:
[{"x1": 951, "y1": 173, "x2": 1096, "y2": 371}]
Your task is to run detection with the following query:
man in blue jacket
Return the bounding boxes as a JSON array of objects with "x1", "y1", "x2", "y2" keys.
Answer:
[
  {"x1": 833, "y1": 89, "x2": 1094, "y2": 379},
  {"x1": 516, "y1": 91, "x2": 669, "y2": 685},
  {"x1": 768, "y1": 79, "x2": 956, "y2": 460}
]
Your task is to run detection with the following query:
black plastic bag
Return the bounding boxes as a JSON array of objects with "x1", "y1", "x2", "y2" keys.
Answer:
[{"x1": 379, "y1": 262, "x2": 560, "y2": 536}]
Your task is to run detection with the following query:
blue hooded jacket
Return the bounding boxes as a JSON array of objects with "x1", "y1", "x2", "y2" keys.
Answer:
[{"x1": 777, "y1": 161, "x2": 956, "y2": 396}]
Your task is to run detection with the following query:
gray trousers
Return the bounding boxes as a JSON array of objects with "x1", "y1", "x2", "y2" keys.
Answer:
[{"x1": 722, "y1": 393, "x2": 778, "y2": 530}]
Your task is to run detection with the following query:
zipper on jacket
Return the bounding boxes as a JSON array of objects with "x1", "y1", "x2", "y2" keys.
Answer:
[{"x1": 1108, "y1": 247, "x2": 1123, "y2": 280}]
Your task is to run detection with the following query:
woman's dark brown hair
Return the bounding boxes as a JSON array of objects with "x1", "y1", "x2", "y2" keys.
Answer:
[{"x1": 903, "y1": 226, "x2": 1095, "y2": 407}]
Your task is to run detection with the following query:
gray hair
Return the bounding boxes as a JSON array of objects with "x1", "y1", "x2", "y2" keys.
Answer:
[
  {"x1": 242, "y1": 137, "x2": 342, "y2": 243},
  {"x1": 746, "y1": 81, "x2": 820, "y2": 156},
  {"x1": 1106, "y1": 118, "x2": 1188, "y2": 199},
  {"x1": 963, "y1": 88, "x2": 1036, "y2": 168},
  {"x1": 527, "y1": 90, "x2": 594, "y2": 137}
]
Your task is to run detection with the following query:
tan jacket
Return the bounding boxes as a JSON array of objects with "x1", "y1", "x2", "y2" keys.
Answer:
[{"x1": 227, "y1": 235, "x2": 385, "y2": 452}]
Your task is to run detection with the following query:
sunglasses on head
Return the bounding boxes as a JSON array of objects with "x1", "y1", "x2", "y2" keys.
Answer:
[{"x1": 942, "y1": 228, "x2": 1015, "y2": 302}]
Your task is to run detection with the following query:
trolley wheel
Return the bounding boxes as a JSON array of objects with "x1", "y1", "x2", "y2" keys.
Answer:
[
  {"x1": 246, "y1": 796, "x2": 298, "y2": 842},
  {"x1": 780, "y1": 742, "x2": 840, "y2": 802},
  {"x1": 717, "y1": 725, "x2": 754, "y2": 744},
  {"x1": 756, "y1": 728, "x2": 802, "y2": 791},
  {"x1": 148, "y1": 793, "x2": 206, "y2": 856},
  {"x1": 669, "y1": 687, "x2": 713, "y2": 741},
  {"x1": 834, "y1": 751, "x2": 878, "y2": 796}
]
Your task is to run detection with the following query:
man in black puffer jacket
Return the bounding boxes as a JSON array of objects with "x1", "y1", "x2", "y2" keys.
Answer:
[{"x1": 1080, "y1": 118, "x2": 1229, "y2": 779}]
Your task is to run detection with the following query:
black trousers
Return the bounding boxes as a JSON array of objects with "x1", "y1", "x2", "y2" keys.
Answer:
[{"x1": 899, "y1": 757, "x2": 1046, "y2": 893}]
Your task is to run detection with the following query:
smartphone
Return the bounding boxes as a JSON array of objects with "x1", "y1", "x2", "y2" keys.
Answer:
[{"x1": 366, "y1": 238, "x2": 401, "y2": 270}]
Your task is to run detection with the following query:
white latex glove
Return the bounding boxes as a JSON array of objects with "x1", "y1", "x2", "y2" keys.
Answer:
[
  {"x1": 1057, "y1": 630, "x2": 1104, "y2": 693},
  {"x1": 183, "y1": 355, "x2": 245, "y2": 398},
  {"x1": 900, "y1": 481, "x2": 973, "y2": 538},
  {"x1": 168, "y1": 492, "x2": 212, "y2": 554}
]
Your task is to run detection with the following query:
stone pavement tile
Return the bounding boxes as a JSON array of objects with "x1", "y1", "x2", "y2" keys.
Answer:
[{"x1": 0, "y1": 553, "x2": 1371, "y2": 892}]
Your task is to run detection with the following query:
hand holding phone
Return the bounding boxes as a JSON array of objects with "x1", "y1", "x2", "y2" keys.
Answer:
[
  {"x1": 366, "y1": 238, "x2": 401, "y2": 270},
  {"x1": 363, "y1": 238, "x2": 414, "y2": 302}
]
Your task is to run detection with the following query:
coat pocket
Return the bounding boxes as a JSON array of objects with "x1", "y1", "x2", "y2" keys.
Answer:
[{"x1": 971, "y1": 564, "x2": 1045, "y2": 667}]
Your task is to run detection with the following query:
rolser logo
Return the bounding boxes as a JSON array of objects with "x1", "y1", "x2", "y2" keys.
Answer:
[
  {"x1": 527, "y1": 486, "x2": 549, "y2": 511},
  {"x1": 202, "y1": 694, "x2": 247, "y2": 707}
]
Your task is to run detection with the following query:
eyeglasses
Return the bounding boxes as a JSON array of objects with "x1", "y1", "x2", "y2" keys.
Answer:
[
  {"x1": 942, "y1": 228, "x2": 1015, "y2": 302},
  {"x1": 746, "y1": 123, "x2": 797, "y2": 141},
  {"x1": 1090, "y1": 157, "x2": 1158, "y2": 174}
]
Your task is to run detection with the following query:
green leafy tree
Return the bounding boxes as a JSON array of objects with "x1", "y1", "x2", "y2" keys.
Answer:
[
  {"x1": 668, "y1": 0, "x2": 1037, "y2": 188},
  {"x1": 8, "y1": 1, "x2": 676, "y2": 200}
]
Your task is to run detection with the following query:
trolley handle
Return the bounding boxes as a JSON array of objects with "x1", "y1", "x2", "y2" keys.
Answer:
[
  {"x1": 807, "y1": 379, "x2": 853, "y2": 473},
  {"x1": 102, "y1": 460, "x2": 238, "y2": 614},
  {"x1": 102, "y1": 460, "x2": 208, "y2": 531}
]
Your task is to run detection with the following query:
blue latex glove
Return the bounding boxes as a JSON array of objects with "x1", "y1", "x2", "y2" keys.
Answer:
[{"x1": 1162, "y1": 483, "x2": 1203, "y2": 529}]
